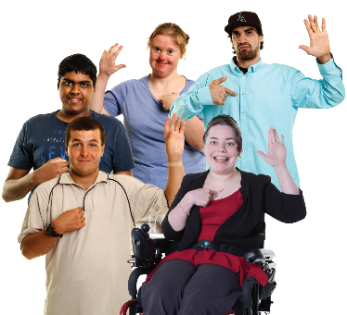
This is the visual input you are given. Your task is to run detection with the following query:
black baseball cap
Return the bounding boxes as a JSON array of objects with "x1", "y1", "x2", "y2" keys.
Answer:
[{"x1": 225, "y1": 11, "x2": 263, "y2": 34}]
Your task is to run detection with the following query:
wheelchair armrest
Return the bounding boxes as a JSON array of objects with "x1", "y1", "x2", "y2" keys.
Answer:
[{"x1": 244, "y1": 249, "x2": 275, "y2": 263}]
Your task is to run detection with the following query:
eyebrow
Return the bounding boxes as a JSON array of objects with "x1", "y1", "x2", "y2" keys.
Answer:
[
  {"x1": 72, "y1": 139, "x2": 99, "y2": 143},
  {"x1": 62, "y1": 78, "x2": 91, "y2": 84},
  {"x1": 209, "y1": 137, "x2": 236, "y2": 141},
  {"x1": 232, "y1": 28, "x2": 255, "y2": 34}
]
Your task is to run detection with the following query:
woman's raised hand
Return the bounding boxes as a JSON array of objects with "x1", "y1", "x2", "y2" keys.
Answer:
[
  {"x1": 256, "y1": 128, "x2": 287, "y2": 168},
  {"x1": 164, "y1": 113, "x2": 185, "y2": 162},
  {"x1": 99, "y1": 43, "x2": 126, "y2": 78}
]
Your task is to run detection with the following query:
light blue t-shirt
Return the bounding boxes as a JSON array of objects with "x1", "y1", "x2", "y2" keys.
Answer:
[
  {"x1": 170, "y1": 58, "x2": 345, "y2": 189},
  {"x1": 104, "y1": 75, "x2": 206, "y2": 190}
]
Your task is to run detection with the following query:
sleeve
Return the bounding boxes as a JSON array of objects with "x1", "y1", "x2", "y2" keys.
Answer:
[
  {"x1": 8, "y1": 122, "x2": 33, "y2": 170},
  {"x1": 111, "y1": 122, "x2": 135, "y2": 172},
  {"x1": 119, "y1": 176, "x2": 169, "y2": 223},
  {"x1": 161, "y1": 178, "x2": 187, "y2": 240},
  {"x1": 103, "y1": 82, "x2": 128, "y2": 117},
  {"x1": 18, "y1": 189, "x2": 46, "y2": 244},
  {"x1": 291, "y1": 58, "x2": 345, "y2": 109},
  {"x1": 169, "y1": 72, "x2": 213, "y2": 121},
  {"x1": 264, "y1": 180, "x2": 306, "y2": 223}
]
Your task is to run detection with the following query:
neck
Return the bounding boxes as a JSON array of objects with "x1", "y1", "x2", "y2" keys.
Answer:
[
  {"x1": 235, "y1": 54, "x2": 261, "y2": 69},
  {"x1": 208, "y1": 167, "x2": 239, "y2": 184},
  {"x1": 57, "y1": 108, "x2": 91, "y2": 123},
  {"x1": 69, "y1": 169, "x2": 98, "y2": 190},
  {"x1": 149, "y1": 70, "x2": 180, "y2": 87}
]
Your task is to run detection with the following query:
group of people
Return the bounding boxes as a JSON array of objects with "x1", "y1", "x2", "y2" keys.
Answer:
[{"x1": 3, "y1": 10, "x2": 344, "y2": 315}]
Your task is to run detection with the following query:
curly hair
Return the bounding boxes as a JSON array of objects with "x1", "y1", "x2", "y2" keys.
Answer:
[{"x1": 147, "y1": 23, "x2": 190, "y2": 58}]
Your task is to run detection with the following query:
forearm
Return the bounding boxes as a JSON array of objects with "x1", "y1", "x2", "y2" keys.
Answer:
[
  {"x1": 21, "y1": 230, "x2": 59, "y2": 260},
  {"x1": 164, "y1": 160, "x2": 185, "y2": 206},
  {"x1": 184, "y1": 117, "x2": 204, "y2": 150},
  {"x1": 274, "y1": 165, "x2": 300, "y2": 195},
  {"x1": 167, "y1": 193, "x2": 193, "y2": 231},
  {"x1": 3, "y1": 171, "x2": 37, "y2": 202},
  {"x1": 90, "y1": 73, "x2": 110, "y2": 113}
]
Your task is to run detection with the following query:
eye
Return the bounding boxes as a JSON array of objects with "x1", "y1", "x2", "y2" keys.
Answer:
[
  {"x1": 167, "y1": 49, "x2": 173, "y2": 54},
  {"x1": 80, "y1": 82, "x2": 89, "y2": 88},
  {"x1": 247, "y1": 31, "x2": 253, "y2": 35},
  {"x1": 63, "y1": 81, "x2": 71, "y2": 86},
  {"x1": 73, "y1": 143, "x2": 81, "y2": 147},
  {"x1": 227, "y1": 142, "x2": 235, "y2": 146},
  {"x1": 154, "y1": 47, "x2": 160, "y2": 52},
  {"x1": 210, "y1": 140, "x2": 217, "y2": 145}
]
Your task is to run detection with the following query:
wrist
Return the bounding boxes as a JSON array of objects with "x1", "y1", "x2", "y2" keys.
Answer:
[
  {"x1": 317, "y1": 52, "x2": 332, "y2": 64},
  {"x1": 273, "y1": 163, "x2": 288, "y2": 173},
  {"x1": 98, "y1": 72, "x2": 111, "y2": 82},
  {"x1": 51, "y1": 221, "x2": 64, "y2": 235},
  {"x1": 167, "y1": 156, "x2": 183, "y2": 165}
]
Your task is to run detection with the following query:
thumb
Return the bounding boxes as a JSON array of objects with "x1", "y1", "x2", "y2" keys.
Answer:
[
  {"x1": 114, "y1": 64, "x2": 126, "y2": 72},
  {"x1": 256, "y1": 150, "x2": 267, "y2": 161},
  {"x1": 299, "y1": 45, "x2": 310, "y2": 53},
  {"x1": 214, "y1": 76, "x2": 227, "y2": 85}
]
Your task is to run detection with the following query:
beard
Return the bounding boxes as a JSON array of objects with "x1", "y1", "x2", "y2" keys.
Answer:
[{"x1": 235, "y1": 42, "x2": 260, "y2": 60}]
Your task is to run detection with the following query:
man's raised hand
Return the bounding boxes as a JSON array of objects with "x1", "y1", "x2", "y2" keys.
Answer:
[
  {"x1": 299, "y1": 15, "x2": 331, "y2": 63},
  {"x1": 209, "y1": 76, "x2": 237, "y2": 105},
  {"x1": 99, "y1": 43, "x2": 126, "y2": 78}
]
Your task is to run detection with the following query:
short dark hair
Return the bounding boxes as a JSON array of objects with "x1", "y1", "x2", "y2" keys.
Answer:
[
  {"x1": 203, "y1": 115, "x2": 242, "y2": 155},
  {"x1": 65, "y1": 117, "x2": 105, "y2": 146},
  {"x1": 228, "y1": 27, "x2": 264, "y2": 53},
  {"x1": 58, "y1": 54, "x2": 97, "y2": 86}
]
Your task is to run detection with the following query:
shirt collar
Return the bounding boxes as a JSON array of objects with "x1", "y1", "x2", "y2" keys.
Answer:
[
  {"x1": 229, "y1": 57, "x2": 264, "y2": 74},
  {"x1": 59, "y1": 171, "x2": 108, "y2": 185}
]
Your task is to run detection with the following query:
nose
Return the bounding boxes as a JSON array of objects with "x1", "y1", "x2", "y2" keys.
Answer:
[
  {"x1": 70, "y1": 83, "x2": 80, "y2": 95},
  {"x1": 80, "y1": 145, "x2": 89, "y2": 156},
  {"x1": 158, "y1": 52, "x2": 166, "y2": 61},
  {"x1": 238, "y1": 32, "x2": 247, "y2": 43},
  {"x1": 217, "y1": 143, "x2": 227, "y2": 152}
]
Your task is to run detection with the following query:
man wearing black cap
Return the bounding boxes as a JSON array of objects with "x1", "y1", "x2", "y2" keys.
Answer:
[{"x1": 169, "y1": 12, "x2": 344, "y2": 189}]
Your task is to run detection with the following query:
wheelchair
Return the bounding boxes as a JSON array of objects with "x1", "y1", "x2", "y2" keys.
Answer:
[{"x1": 120, "y1": 224, "x2": 277, "y2": 315}]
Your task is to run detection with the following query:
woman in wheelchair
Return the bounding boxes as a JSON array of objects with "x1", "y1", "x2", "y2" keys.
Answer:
[{"x1": 141, "y1": 115, "x2": 306, "y2": 315}]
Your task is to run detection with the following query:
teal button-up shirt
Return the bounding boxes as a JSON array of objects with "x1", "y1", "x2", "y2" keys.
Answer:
[{"x1": 169, "y1": 58, "x2": 344, "y2": 189}]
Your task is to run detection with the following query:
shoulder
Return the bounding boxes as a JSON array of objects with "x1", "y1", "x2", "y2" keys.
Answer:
[
  {"x1": 90, "y1": 110, "x2": 124, "y2": 129},
  {"x1": 109, "y1": 76, "x2": 147, "y2": 93},
  {"x1": 31, "y1": 175, "x2": 62, "y2": 199},
  {"x1": 267, "y1": 63, "x2": 301, "y2": 75},
  {"x1": 23, "y1": 112, "x2": 57, "y2": 127},
  {"x1": 240, "y1": 170, "x2": 271, "y2": 186}
]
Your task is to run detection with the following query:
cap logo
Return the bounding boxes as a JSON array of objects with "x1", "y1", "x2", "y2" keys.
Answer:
[{"x1": 237, "y1": 13, "x2": 246, "y2": 22}]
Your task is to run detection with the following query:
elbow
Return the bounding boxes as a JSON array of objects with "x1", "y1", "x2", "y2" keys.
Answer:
[
  {"x1": 195, "y1": 142, "x2": 205, "y2": 151},
  {"x1": 2, "y1": 188, "x2": 13, "y2": 203},
  {"x1": 21, "y1": 247, "x2": 35, "y2": 260}
]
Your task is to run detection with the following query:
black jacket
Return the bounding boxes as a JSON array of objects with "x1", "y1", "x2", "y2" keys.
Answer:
[{"x1": 162, "y1": 170, "x2": 306, "y2": 256}]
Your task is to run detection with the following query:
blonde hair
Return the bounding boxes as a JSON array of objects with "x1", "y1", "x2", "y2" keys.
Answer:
[{"x1": 147, "y1": 23, "x2": 190, "y2": 58}]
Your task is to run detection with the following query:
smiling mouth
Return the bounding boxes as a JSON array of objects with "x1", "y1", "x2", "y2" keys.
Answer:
[
  {"x1": 214, "y1": 157, "x2": 229, "y2": 161},
  {"x1": 67, "y1": 97, "x2": 82, "y2": 104}
]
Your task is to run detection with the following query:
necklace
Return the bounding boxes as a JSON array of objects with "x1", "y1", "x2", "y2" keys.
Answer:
[{"x1": 213, "y1": 171, "x2": 238, "y2": 199}]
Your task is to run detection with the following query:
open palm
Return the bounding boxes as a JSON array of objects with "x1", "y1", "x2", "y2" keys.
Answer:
[
  {"x1": 164, "y1": 113, "x2": 185, "y2": 159},
  {"x1": 257, "y1": 128, "x2": 286, "y2": 167},
  {"x1": 299, "y1": 15, "x2": 330, "y2": 58}
]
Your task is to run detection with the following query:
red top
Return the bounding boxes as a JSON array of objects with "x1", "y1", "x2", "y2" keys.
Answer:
[{"x1": 146, "y1": 189, "x2": 268, "y2": 287}]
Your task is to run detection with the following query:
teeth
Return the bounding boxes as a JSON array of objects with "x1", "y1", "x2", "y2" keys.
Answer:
[{"x1": 214, "y1": 157, "x2": 228, "y2": 160}]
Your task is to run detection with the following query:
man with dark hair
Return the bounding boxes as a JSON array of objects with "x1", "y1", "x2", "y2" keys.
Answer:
[
  {"x1": 18, "y1": 115, "x2": 185, "y2": 315},
  {"x1": 3, "y1": 54, "x2": 134, "y2": 203},
  {"x1": 170, "y1": 12, "x2": 345, "y2": 189}
]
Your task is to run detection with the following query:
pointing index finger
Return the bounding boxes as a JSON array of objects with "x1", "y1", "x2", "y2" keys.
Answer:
[{"x1": 226, "y1": 88, "x2": 237, "y2": 96}]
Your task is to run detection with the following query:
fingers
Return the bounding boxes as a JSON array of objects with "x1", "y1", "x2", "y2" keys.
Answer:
[
  {"x1": 213, "y1": 76, "x2": 227, "y2": 85},
  {"x1": 256, "y1": 150, "x2": 267, "y2": 161},
  {"x1": 281, "y1": 134, "x2": 284, "y2": 144},
  {"x1": 298, "y1": 45, "x2": 309, "y2": 53},
  {"x1": 322, "y1": 17, "x2": 326, "y2": 32},
  {"x1": 303, "y1": 19, "x2": 313, "y2": 35},
  {"x1": 180, "y1": 120, "x2": 186, "y2": 136},
  {"x1": 108, "y1": 43, "x2": 121, "y2": 54},
  {"x1": 169, "y1": 112, "x2": 177, "y2": 131},
  {"x1": 164, "y1": 116, "x2": 170, "y2": 136},
  {"x1": 225, "y1": 88, "x2": 237, "y2": 96},
  {"x1": 274, "y1": 129, "x2": 280, "y2": 143},
  {"x1": 114, "y1": 64, "x2": 126, "y2": 71}
]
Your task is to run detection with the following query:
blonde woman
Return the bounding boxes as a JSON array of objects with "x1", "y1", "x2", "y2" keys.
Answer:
[{"x1": 90, "y1": 23, "x2": 205, "y2": 232}]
